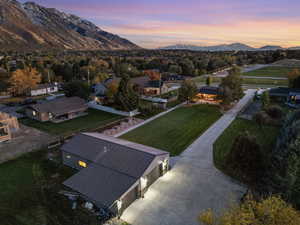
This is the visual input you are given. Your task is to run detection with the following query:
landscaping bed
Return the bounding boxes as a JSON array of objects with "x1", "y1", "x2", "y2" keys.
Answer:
[
  {"x1": 213, "y1": 118, "x2": 280, "y2": 179},
  {"x1": 20, "y1": 109, "x2": 123, "y2": 136},
  {"x1": 121, "y1": 104, "x2": 222, "y2": 156}
]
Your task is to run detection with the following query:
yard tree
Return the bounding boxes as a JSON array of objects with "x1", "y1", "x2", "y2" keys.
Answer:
[
  {"x1": 206, "y1": 76, "x2": 212, "y2": 86},
  {"x1": 180, "y1": 59, "x2": 195, "y2": 75},
  {"x1": 264, "y1": 111, "x2": 300, "y2": 208},
  {"x1": 9, "y1": 67, "x2": 41, "y2": 96},
  {"x1": 226, "y1": 131, "x2": 264, "y2": 184},
  {"x1": 254, "y1": 111, "x2": 269, "y2": 129},
  {"x1": 199, "y1": 196, "x2": 300, "y2": 225},
  {"x1": 114, "y1": 74, "x2": 139, "y2": 111},
  {"x1": 261, "y1": 91, "x2": 270, "y2": 109},
  {"x1": 288, "y1": 69, "x2": 300, "y2": 88},
  {"x1": 106, "y1": 80, "x2": 119, "y2": 102},
  {"x1": 63, "y1": 80, "x2": 90, "y2": 100},
  {"x1": 178, "y1": 80, "x2": 198, "y2": 103},
  {"x1": 219, "y1": 66, "x2": 243, "y2": 105}
]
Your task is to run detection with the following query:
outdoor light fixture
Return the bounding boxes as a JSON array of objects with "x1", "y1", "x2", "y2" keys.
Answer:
[
  {"x1": 32, "y1": 111, "x2": 36, "y2": 116},
  {"x1": 117, "y1": 200, "x2": 122, "y2": 211},
  {"x1": 78, "y1": 160, "x2": 87, "y2": 168},
  {"x1": 161, "y1": 159, "x2": 168, "y2": 171},
  {"x1": 141, "y1": 177, "x2": 148, "y2": 190}
]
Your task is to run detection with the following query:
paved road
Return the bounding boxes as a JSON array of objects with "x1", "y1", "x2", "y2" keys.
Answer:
[{"x1": 121, "y1": 89, "x2": 256, "y2": 225}]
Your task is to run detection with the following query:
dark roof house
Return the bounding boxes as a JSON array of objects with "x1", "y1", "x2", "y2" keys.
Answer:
[
  {"x1": 26, "y1": 97, "x2": 88, "y2": 122},
  {"x1": 198, "y1": 86, "x2": 220, "y2": 95},
  {"x1": 62, "y1": 133, "x2": 169, "y2": 216}
]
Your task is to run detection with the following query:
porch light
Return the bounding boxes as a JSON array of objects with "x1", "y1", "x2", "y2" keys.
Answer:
[
  {"x1": 117, "y1": 200, "x2": 122, "y2": 210},
  {"x1": 160, "y1": 159, "x2": 168, "y2": 171},
  {"x1": 32, "y1": 111, "x2": 36, "y2": 116},
  {"x1": 141, "y1": 177, "x2": 148, "y2": 190}
]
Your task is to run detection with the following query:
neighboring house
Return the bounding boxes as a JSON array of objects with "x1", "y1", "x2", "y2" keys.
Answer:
[
  {"x1": 26, "y1": 97, "x2": 88, "y2": 123},
  {"x1": 143, "y1": 80, "x2": 169, "y2": 96},
  {"x1": 194, "y1": 86, "x2": 221, "y2": 103},
  {"x1": 30, "y1": 83, "x2": 59, "y2": 96},
  {"x1": 0, "y1": 112, "x2": 19, "y2": 142},
  {"x1": 62, "y1": 133, "x2": 169, "y2": 216},
  {"x1": 269, "y1": 87, "x2": 300, "y2": 103},
  {"x1": 162, "y1": 74, "x2": 188, "y2": 82}
]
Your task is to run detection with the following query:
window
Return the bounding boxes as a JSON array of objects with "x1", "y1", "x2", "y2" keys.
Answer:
[
  {"x1": 66, "y1": 155, "x2": 71, "y2": 159},
  {"x1": 32, "y1": 111, "x2": 36, "y2": 116},
  {"x1": 78, "y1": 161, "x2": 87, "y2": 168}
]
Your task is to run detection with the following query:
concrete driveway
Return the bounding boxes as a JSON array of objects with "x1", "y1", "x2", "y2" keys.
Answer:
[{"x1": 121, "y1": 90, "x2": 256, "y2": 225}]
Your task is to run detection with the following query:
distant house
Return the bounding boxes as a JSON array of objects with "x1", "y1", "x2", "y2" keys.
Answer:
[
  {"x1": 26, "y1": 97, "x2": 88, "y2": 123},
  {"x1": 30, "y1": 83, "x2": 59, "y2": 96},
  {"x1": 62, "y1": 133, "x2": 169, "y2": 216},
  {"x1": 194, "y1": 86, "x2": 221, "y2": 103},
  {"x1": 269, "y1": 87, "x2": 300, "y2": 103},
  {"x1": 162, "y1": 74, "x2": 188, "y2": 82},
  {"x1": 0, "y1": 112, "x2": 19, "y2": 143}
]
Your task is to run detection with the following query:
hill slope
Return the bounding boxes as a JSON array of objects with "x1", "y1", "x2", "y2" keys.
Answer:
[{"x1": 0, "y1": 0, "x2": 139, "y2": 50}]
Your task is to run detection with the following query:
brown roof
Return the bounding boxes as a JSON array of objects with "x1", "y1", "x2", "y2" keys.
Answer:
[{"x1": 30, "y1": 97, "x2": 87, "y2": 116}]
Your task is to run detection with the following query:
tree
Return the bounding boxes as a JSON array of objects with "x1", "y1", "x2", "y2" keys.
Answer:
[
  {"x1": 106, "y1": 80, "x2": 119, "y2": 103},
  {"x1": 199, "y1": 196, "x2": 300, "y2": 225},
  {"x1": 254, "y1": 111, "x2": 269, "y2": 129},
  {"x1": 288, "y1": 69, "x2": 300, "y2": 88},
  {"x1": 219, "y1": 66, "x2": 243, "y2": 105},
  {"x1": 0, "y1": 68, "x2": 10, "y2": 92},
  {"x1": 266, "y1": 105, "x2": 283, "y2": 120},
  {"x1": 180, "y1": 59, "x2": 195, "y2": 75},
  {"x1": 9, "y1": 67, "x2": 41, "y2": 96},
  {"x1": 226, "y1": 131, "x2": 264, "y2": 184},
  {"x1": 261, "y1": 91, "x2": 270, "y2": 109},
  {"x1": 63, "y1": 81, "x2": 90, "y2": 100},
  {"x1": 168, "y1": 65, "x2": 182, "y2": 74},
  {"x1": 114, "y1": 74, "x2": 139, "y2": 111},
  {"x1": 178, "y1": 80, "x2": 198, "y2": 103},
  {"x1": 206, "y1": 76, "x2": 212, "y2": 86}
]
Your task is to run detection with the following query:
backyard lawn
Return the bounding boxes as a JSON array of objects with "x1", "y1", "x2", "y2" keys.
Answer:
[
  {"x1": 21, "y1": 109, "x2": 122, "y2": 136},
  {"x1": 0, "y1": 150, "x2": 102, "y2": 224},
  {"x1": 213, "y1": 118, "x2": 280, "y2": 175},
  {"x1": 243, "y1": 66, "x2": 299, "y2": 78},
  {"x1": 121, "y1": 104, "x2": 222, "y2": 156}
]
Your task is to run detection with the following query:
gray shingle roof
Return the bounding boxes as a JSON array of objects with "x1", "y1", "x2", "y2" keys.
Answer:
[
  {"x1": 198, "y1": 86, "x2": 220, "y2": 95},
  {"x1": 63, "y1": 164, "x2": 138, "y2": 207},
  {"x1": 62, "y1": 133, "x2": 168, "y2": 178},
  {"x1": 30, "y1": 97, "x2": 87, "y2": 116}
]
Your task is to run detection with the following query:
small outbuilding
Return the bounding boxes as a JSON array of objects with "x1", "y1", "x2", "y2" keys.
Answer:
[
  {"x1": 30, "y1": 83, "x2": 59, "y2": 96},
  {"x1": 62, "y1": 133, "x2": 169, "y2": 216},
  {"x1": 26, "y1": 97, "x2": 88, "y2": 123}
]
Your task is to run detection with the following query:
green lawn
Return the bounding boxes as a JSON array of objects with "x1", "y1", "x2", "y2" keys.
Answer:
[
  {"x1": 0, "y1": 150, "x2": 102, "y2": 224},
  {"x1": 121, "y1": 105, "x2": 222, "y2": 156},
  {"x1": 243, "y1": 66, "x2": 299, "y2": 78},
  {"x1": 21, "y1": 109, "x2": 122, "y2": 136},
  {"x1": 213, "y1": 118, "x2": 280, "y2": 175}
]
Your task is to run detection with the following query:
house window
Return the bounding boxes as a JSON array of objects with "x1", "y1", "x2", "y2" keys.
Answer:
[
  {"x1": 49, "y1": 113, "x2": 53, "y2": 119},
  {"x1": 66, "y1": 155, "x2": 71, "y2": 159},
  {"x1": 78, "y1": 161, "x2": 87, "y2": 168},
  {"x1": 32, "y1": 111, "x2": 36, "y2": 116}
]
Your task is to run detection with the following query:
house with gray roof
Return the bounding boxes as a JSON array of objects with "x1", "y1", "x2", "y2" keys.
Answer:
[
  {"x1": 26, "y1": 97, "x2": 88, "y2": 123},
  {"x1": 62, "y1": 133, "x2": 169, "y2": 216}
]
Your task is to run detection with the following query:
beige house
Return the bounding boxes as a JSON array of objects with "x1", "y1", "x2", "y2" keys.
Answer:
[{"x1": 0, "y1": 112, "x2": 19, "y2": 142}]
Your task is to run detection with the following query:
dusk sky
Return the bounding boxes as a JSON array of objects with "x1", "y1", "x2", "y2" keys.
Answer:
[{"x1": 21, "y1": 0, "x2": 300, "y2": 48}]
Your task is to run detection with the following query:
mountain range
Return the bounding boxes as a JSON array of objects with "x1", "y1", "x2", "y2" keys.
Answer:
[
  {"x1": 0, "y1": 0, "x2": 139, "y2": 50},
  {"x1": 159, "y1": 43, "x2": 297, "y2": 51}
]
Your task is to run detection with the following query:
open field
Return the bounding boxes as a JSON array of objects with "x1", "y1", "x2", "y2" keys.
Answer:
[
  {"x1": 21, "y1": 109, "x2": 122, "y2": 136},
  {"x1": 243, "y1": 66, "x2": 300, "y2": 78},
  {"x1": 213, "y1": 118, "x2": 280, "y2": 177},
  {"x1": 121, "y1": 105, "x2": 222, "y2": 156},
  {"x1": 193, "y1": 75, "x2": 288, "y2": 86}
]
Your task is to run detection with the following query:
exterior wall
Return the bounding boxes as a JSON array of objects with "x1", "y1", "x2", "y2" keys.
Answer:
[
  {"x1": 0, "y1": 124, "x2": 11, "y2": 142},
  {"x1": 46, "y1": 86, "x2": 58, "y2": 94},
  {"x1": 31, "y1": 88, "x2": 47, "y2": 96},
  {"x1": 26, "y1": 108, "x2": 49, "y2": 122}
]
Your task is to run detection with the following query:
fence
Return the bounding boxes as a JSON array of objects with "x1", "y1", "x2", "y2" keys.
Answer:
[{"x1": 88, "y1": 101, "x2": 140, "y2": 117}]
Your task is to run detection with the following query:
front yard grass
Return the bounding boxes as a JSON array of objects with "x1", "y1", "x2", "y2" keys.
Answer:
[
  {"x1": 243, "y1": 66, "x2": 299, "y2": 78},
  {"x1": 21, "y1": 109, "x2": 123, "y2": 136},
  {"x1": 213, "y1": 118, "x2": 280, "y2": 178},
  {"x1": 121, "y1": 104, "x2": 222, "y2": 156}
]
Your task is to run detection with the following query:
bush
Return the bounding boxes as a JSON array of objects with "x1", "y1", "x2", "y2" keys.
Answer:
[
  {"x1": 226, "y1": 131, "x2": 264, "y2": 184},
  {"x1": 266, "y1": 105, "x2": 283, "y2": 120}
]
